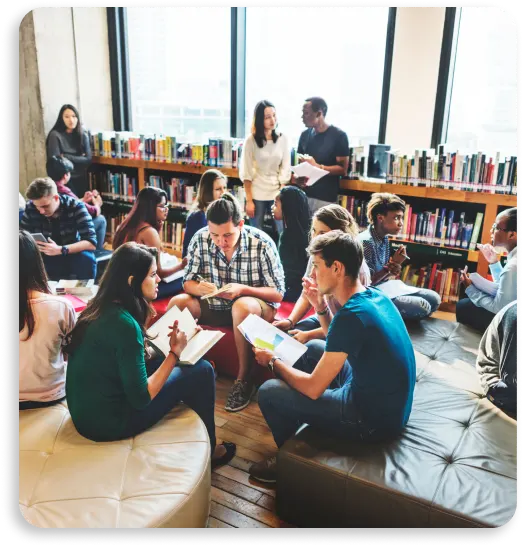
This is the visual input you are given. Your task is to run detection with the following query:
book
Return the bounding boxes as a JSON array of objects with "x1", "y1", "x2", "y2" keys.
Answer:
[
  {"x1": 55, "y1": 279, "x2": 95, "y2": 296},
  {"x1": 200, "y1": 284, "x2": 233, "y2": 300},
  {"x1": 237, "y1": 314, "x2": 307, "y2": 368},
  {"x1": 147, "y1": 305, "x2": 224, "y2": 365}
]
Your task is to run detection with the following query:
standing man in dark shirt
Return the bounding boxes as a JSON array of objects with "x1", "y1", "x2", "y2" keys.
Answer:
[{"x1": 296, "y1": 97, "x2": 350, "y2": 214}]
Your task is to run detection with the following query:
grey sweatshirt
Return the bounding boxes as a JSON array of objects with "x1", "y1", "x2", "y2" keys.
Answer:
[{"x1": 476, "y1": 300, "x2": 517, "y2": 394}]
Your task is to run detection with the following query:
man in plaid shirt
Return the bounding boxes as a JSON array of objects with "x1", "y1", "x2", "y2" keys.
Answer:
[
  {"x1": 20, "y1": 177, "x2": 97, "y2": 280},
  {"x1": 169, "y1": 193, "x2": 285, "y2": 412}
]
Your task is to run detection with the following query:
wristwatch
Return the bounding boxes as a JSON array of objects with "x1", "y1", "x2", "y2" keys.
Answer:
[
  {"x1": 61, "y1": 245, "x2": 69, "y2": 256},
  {"x1": 268, "y1": 356, "x2": 279, "y2": 374}
]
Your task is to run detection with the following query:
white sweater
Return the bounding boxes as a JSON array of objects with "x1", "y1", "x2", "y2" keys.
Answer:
[
  {"x1": 239, "y1": 133, "x2": 292, "y2": 201},
  {"x1": 19, "y1": 295, "x2": 76, "y2": 402}
]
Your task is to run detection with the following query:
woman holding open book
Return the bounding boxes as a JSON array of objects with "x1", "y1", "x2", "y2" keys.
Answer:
[
  {"x1": 19, "y1": 230, "x2": 76, "y2": 410},
  {"x1": 65, "y1": 242, "x2": 235, "y2": 466},
  {"x1": 240, "y1": 100, "x2": 291, "y2": 233},
  {"x1": 113, "y1": 187, "x2": 187, "y2": 298}
]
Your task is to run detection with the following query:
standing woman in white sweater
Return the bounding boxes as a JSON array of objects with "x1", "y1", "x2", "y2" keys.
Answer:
[{"x1": 240, "y1": 100, "x2": 291, "y2": 233}]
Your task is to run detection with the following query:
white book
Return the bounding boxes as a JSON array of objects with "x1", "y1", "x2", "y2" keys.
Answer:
[
  {"x1": 147, "y1": 305, "x2": 224, "y2": 365},
  {"x1": 237, "y1": 314, "x2": 307, "y2": 368},
  {"x1": 55, "y1": 279, "x2": 95, "y2": 296}
]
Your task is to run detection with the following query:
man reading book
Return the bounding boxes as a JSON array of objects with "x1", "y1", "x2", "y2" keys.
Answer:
[
  {"x1": 358, "y1": 192, "x2": 441, "y2": 320},
  {"x1": 248, "y1": 231, "x2": 416, "y2": 483},
  {"x1": 167, "y1": 193, "x2": 285, "y2": 412},
  {"x1": 457, "y1": 207, "x2": 517, "y2": 333}
]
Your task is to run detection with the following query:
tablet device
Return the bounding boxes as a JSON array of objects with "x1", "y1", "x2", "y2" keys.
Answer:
[{"x1": 30, "y1": 233, "x2": 48, "y2": 243}]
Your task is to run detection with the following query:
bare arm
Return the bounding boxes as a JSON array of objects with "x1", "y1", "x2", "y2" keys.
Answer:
[{"x1": 147, "y1": 353, "x2": 178, "y2": 399}]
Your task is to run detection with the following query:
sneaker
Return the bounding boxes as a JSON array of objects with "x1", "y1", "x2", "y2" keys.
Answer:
[
  {"x1": 249, "y1": 456, "x2": 277, "y2": 483},
  {"x1": 225, "y1": 379, "x2": 256, "y2": 412}
]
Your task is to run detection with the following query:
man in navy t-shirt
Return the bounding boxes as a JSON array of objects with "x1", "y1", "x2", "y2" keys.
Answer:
[
  {"x1": 296, "y1": 97, "x2": 350, "y2": 213},
  {"x1": 249, "y1": 230, "x2": 416, "y2": 483}
]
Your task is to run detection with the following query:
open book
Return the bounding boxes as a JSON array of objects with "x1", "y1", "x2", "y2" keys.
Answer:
[
  {"x1": 201, "y1": 284, "x2": 232, "y2": 300},
  {"x1": 160, "y1": 252, "x2": 185, "y2": 284},
  {"x1": 147, "y1": 305, "x2": 224, "y2": 365},
  {"x1": 237, "y1": 314, "x2": 307, "y2": 368},
  {"x1": 469, "y1": 272, "x2": 499, "y2": 297}
]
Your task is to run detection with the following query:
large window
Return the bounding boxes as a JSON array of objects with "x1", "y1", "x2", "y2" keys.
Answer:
[
  {"x1": 244, "y1": 7, "x2": 390, "y2": 145},
  {"x1": 445, "y1": 8, "x2": 517, "y2": 157},
  {"x1": 126, "y1": 7, "x2": 231, "y2": 141}
]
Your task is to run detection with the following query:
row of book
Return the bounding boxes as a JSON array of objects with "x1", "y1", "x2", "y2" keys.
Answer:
[
  {"x1": 399, "y1": 206, "x2": 483, "y2": 250},
  {"x1": 88, "y1": 170, "x2": 138, "y2": 203},
  {"x1": 400, "y1": 262, "x2": 461, "y2": 303},
  {"x1": 386, "y1": 146, "x2": 517, "y2": 195},
  {"x1": 90, "y1": 131, "x2": 245, "y2": 169},
  {"x1": 147, "y1": 176, "x2": 194, "y2": 209},
  {"x1": 338, "y1": 195, "x2": 370, "y2": 228}
]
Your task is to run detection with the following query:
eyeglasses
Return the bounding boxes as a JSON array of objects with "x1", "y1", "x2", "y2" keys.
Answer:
[
  {"x1": 157, "y1": 204, "x2": 169, "y2": 210},
  {"x1": 491, "y1": 223, "x2": 509, "y2": 232}
]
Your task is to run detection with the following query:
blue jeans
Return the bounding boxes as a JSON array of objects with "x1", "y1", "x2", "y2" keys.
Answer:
[
  {"x1": 252, "y1": 199, "x2": 283, "y2": 234},
  {"x1": 43, "y1": 251, "x2": 97, "y2": 281},
  {"x1": 92, "y1": 215, "x2": 107, "y2": 251},
  {"x1": 156, "y1": 277, "x2": 183, "y2": 299},
  {"x1": 392, "y1": 288, "x2": 441, "y2": 320},
  {"x1": 295, "y1": 316, "x2": 321, "y2": 332},
  {"x1": 122, "y1": 358, "x2": 217, "y2": 451},
  {"x1": 258, "y1": 340, "x2": 379, "y2": 448},
  {"x1": 456, "y1": 297, "x2": 495, "y2": 333}
]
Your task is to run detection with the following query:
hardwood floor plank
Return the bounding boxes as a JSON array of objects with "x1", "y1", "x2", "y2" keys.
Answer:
[
  {"x1": 211, "y1": 472, "x2": 262, "y2": 504},
  {"x1": 216, "y1": 441, "x2": 266, "y2": 463},
  {"x1": 222, "y1": 420, "x2": 276, "y2": 447},
  {"x1": 211, "y1": 487, "x2": 280, "y2": 528},
  {"x1": 210, "y1": 501, "x2": 270, "y2": 528},
  {"x1": 256, "y1": 493, "x2": 276, "y2": 512},
  {"x1": 207, "y1": 516, "x2": 234, "y2": 528},
  {"x1": 214, "y1": 415, "x2": 228, "y2": 427},
  {"x1": 214, "y1": 465, "x2": 276, "y2": 497},
  {"x1": 217, "y1": 427, "x2": 277, "y2": 454}
]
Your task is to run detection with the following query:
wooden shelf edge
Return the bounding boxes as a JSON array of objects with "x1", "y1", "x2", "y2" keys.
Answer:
[{"x1": 389, "y1": 238, "x2": 479, "y2": 262}]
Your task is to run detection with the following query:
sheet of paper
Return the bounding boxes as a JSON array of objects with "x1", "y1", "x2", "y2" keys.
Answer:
[
  {"x1": 377, "y1": 280, "x2": 420, "y2": 299},
  {"x1": 469, "y1": 272, "x2": 499, "y2": 297},
  {"x1": 237, "y1": 314, "x2": 307, "y2": 368},
  {"x1": 291, "y1": 162, "x2": 330, "y2": 186}
]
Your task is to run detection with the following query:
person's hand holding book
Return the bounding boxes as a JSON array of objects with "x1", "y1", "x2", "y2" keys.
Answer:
[
  {"x1": 288, "y1": 329, "x2": 313, "y2": 344},
  {"x1": 215, "y1": 283, "x2": 246, "y2": 300},
  {"x1": 194, "y1": 279, "x2": 218, "y2": 297},
  {"x1": 168, "y1": 320, "x2": 191, "y2": 360}
]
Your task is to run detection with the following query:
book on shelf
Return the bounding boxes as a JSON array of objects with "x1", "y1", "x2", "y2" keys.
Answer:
[
  {"x1": 399, "y1": 262, "x2": 461, "y2": 303},
  {"x1": 147, "y1": 305, "x2": 224, "y2": 365},
  {"x1": 88, "y1": 170, "x2": 137, "y2": 203}
]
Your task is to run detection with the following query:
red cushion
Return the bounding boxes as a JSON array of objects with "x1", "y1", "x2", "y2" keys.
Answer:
[{"x1": 151, "y1": 297, "x2": 172, "y2": 320}]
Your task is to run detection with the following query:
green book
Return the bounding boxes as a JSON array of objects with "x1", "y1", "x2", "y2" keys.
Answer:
[{"x1": 469, "y1": 212, "x2": 484, "y2": 251}]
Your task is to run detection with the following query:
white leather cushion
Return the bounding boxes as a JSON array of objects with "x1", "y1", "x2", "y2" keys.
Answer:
[{"x1": 20, "y1": 402, "x2": 211, "y2": 528}]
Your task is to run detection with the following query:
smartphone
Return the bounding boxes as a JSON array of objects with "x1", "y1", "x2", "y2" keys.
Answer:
[{"x1": 30, "y1": 233, "x2": 48, "y2": 243}]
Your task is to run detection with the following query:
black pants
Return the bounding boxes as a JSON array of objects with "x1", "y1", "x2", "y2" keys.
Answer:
[
  {"x1": 19, "y1": 396, "x2": 66, "y2": 410},
  {"x1": 456, "y1": 297, "x2": 495, "y2": 333}
]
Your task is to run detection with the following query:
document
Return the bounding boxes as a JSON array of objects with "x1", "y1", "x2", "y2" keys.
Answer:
[
  {"x1": 291, "y1": 162, "x2": 330, "y2": 187},
  {"x1": 377, "y1": 279, "x2": 420, "y2": 299},
  {"x1": 237, "y1": 314, "x2": 307, "y2": 367},
  {"x1": 469, "y1": 272, "x2": 499, "y2": 297},
  {"x1": 147, "y1": 305, "x2": 224, "y2": 365},
  {"x1": 160, "y1": 252, "x2": 185, "y2": 284}
]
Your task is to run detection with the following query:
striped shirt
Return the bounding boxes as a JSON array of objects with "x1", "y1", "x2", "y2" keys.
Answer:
[
  {"x1": 184, "y1": 225, "x2": 285, "y2": 311},
  {"x1": 357, "y1": 225, "x2": 390, "y2": 279},
  {"x1": 20, "y1": 194, "x2": 97, "y2": 248}
]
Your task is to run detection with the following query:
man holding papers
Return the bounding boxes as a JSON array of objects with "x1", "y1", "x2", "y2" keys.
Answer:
[
  {"x1": 249, "y1": 231, "x2": 416, "y2": 483},
  {"x1": 294, "y1": 97, "x2": 350, "y2": 214},
  {"x1": 168, "y1": 194, "x2": 285, "y2": 412},
  {"x1": 457, "y1": 207, "x2": 517, "y2": 333}
]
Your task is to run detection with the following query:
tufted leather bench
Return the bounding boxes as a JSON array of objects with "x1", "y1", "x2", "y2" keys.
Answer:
[
  {"x1": 19, "y1": 402, "x2": 211, "y2": 527},
  {"x1": 276, "y1": 319, "x2": 517, "y2": 527}
]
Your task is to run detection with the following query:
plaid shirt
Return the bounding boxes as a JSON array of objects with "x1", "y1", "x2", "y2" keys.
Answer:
[
  {"x1": 184, "y1": 225, "x2": 285, "y2": 311},
  {"x1": 20, "y1": 194, "x2": 97, "y2": 248},
  {"x1": 357, "y1": 225, "x2": 390, "y2": 280}
]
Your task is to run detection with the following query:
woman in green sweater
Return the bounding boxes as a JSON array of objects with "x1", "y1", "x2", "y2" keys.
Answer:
[{"x1": 65, "y1": 242, "x2": 235, "y2": 466}]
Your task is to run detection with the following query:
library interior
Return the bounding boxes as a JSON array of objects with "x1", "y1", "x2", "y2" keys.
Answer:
[{"x1": 19, "y1": 7, "x2": 517, "y2": 529}]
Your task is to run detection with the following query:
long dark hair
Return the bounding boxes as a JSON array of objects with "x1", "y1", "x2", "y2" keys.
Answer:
[
  {"x1": 113, "y1": 186, "x2": 168, "y2": 249},
  {"x1": 251, "y1": 100, "x2": 279, "y2": 148},
  {"x1": 46, "y1": 104, "x2": 86, "y2": 152},
  {"x1": 65, "y1": 243, "x2": 158, "y2": 356},
  {"x1": 193, "y1": 169, "x2": 228, "y2": 212},
  {"x1": 19, "y1": 230, "x2": 51, "y2": 340}
]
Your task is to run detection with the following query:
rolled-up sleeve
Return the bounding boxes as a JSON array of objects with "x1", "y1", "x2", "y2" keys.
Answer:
[{"x1": 239, "y1": 135, "x2": 255, "y2": 182}]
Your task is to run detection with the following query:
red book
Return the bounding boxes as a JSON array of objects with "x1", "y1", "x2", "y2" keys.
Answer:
[
  {"x1": 410, "y1": 213, "x2": 417, "y2": 241},
  {"x1": 427, "y1": 263, "x2": 439, "y2": 291},
  {"x1": 435, "y1": 270, "x2": 443, "y2": 296},
  {"x1": 63, "y1": 294, "x2": 87, "y2": 313}
]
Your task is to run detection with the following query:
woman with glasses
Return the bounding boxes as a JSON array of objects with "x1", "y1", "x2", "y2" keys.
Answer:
[{"x1": 113, "y1": 187, "x2": 187, "y2": 298}]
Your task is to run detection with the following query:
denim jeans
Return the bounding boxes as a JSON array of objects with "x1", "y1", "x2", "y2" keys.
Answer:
[
  {"x1": 252, "y1": 199, "x2": 283, "y2": 234},
  {"x1": 295, "y1": 316, "x2": 321, "y2": 332},
  {"x1": 92, "y1": 215, "x2": 107, "y2": 251},
  {"x1": 456, "y1": 297, "x2": 495, "y2": 333},
  {"x1": 122, "y1": 358, "x2": 217, "y2": 451},
  {"x1": 43, "y1": 251, "x2": 97, "y2": 281},
  {"x1": 156, "y1": 277, "x2": 183, "y2": 299},
  {"x1": 392, "y1": 288, "x2": 441, "y2": 320},
  {"x1": 258, "y1": 340, "x2": 379, "y2": 448}
]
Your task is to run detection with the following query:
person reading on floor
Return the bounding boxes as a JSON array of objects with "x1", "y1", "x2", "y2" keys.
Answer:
[
  {"x1": 182, "y1": 169, "x2": 228, "y2": 257},
  {"x1": 19, "y1": 230, "x2": 76, "y2": 410},
  {"x1": 273, "y1": 204, "x2": 371, "y2": 344},
  {"x1": 113, "y1": 187, "x2": 187, "y2": 298},
  {"x1": 20, "y1": 177, "x2": 97, "y2": 280},
  {"x1": 64, "y1": 242, "x2": 235, "y2": 467},
  {"x1": 168, "y1": 193, "x2": 285, "y2": 413},
  {"x1": 248, "y1": 231, "x2": 416, "y2": 483},
  {"x1": 358, "y1": 192, "x2": 441, "y2": 320},
  {"x1": 457, "y1": 207, "x2": 517, "y2": 333}
]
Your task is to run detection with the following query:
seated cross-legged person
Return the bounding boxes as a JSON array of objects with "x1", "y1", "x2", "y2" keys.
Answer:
[
  {"x1": 273, "y1": 204, "x2": 371, "y2": 345},
  {"x1": 168, "y1": 193, "x2": 286, "y2": 412},
  {"x1": 113, "y1": 187, "x2": 187, "y2": 299},
  {"x1": 20, "y1": 177, "x2": 97, "y2": 280},
  {"x1": 19, "y1": 230, "x2": 76, "y2": 410},
  {"x1": 457, "y1": 207, "x2": 517, "y2": 333},
  {"x1": 358, "y1": 192, "x2": 441, "y2": 320},
  {"x1": 65, "y1": 242, "x2": 235, "y2": 467},
  {"x1": 249, "y1": 231, "x2": 417, "y2": 483},
  {"x1": 46, "y1": 155, "x2": 107, "y2": 251}
]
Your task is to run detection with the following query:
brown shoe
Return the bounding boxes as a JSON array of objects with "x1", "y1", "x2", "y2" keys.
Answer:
[{"x1": 249, "y1": 456, "x2": 277, "y2": 483}]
